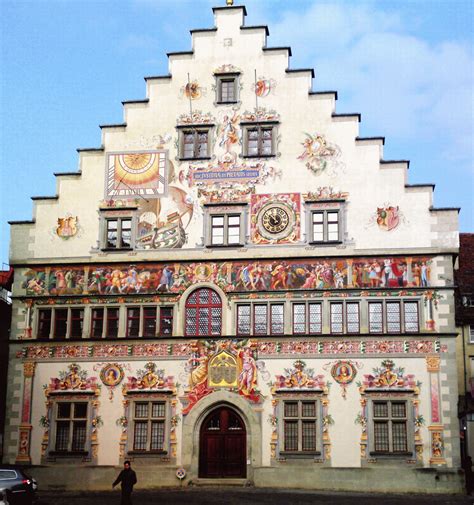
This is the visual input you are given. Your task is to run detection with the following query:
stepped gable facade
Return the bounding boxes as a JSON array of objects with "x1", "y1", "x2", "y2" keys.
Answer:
[{"x1": 5, "y1": 4, "x2": 462, "y2": 493}]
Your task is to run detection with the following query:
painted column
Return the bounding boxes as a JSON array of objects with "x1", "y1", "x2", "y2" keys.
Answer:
[
  {"x1": 16, "y1": 361, "x2": 36, "y2": 463},
  {"x1": 426, "y1": 355, "x2": 446, "y2": 465},
  {"x1": 406, "y1": 257, "x2": 413, "y2": 285},
  {"x1": 22, "y1": 299, "x2": 33, "y2": 339},
  {"x1": 346, "y1": 259, "x2": 353, "y2": 288}
]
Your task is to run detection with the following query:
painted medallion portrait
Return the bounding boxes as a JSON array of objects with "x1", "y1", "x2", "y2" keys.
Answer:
[
  {"x1": 100, "y1": 363, "x2": 124, "y2": 387},
  {"x1": 331, "y1": 360, "x2": 357, "y2": 385}
]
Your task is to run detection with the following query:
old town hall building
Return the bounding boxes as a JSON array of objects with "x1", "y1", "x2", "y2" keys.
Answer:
[{"x1": 4, "y1": 3, "x2": 463, "y2": 493}]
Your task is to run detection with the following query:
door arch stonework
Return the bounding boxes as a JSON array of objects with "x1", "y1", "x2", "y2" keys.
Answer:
[{"x1": 181, "y1": 390, "x2": 262, "y2": 481}]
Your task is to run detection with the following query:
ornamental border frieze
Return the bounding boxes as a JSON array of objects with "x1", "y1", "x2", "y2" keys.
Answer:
[
  {"x1": 16, "y1": 339, "x2": 447, "y2": 361},
  {"x1": 19, "y1": 255, "x2": 436, "y2": 297}
]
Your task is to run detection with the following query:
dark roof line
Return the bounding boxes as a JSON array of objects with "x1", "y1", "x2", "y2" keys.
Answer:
[
  {"x1": 8, "y1": 220, "x2": 35, "y2": 225},
  {"x1": 190, "y1": 28, "x2": 217, "y2": 34},
  {"x1": 144, "y1": 74, "x2": 172, "y2": 81},
  {"x1": 355, "y1": 136, "x2": 385, "y2": 145},
  {"x1": 212, "y1": 5, "x2": 247, "y2": 16},
  {"x1": 167, "y1": 51, "x2": 194, "y2": 57},
  {"x1": 429, "y1": 206, "x2": 461, "y2": 213},
  {"x1": 99, "y1": 123, "x2": 127, "y2": 129},
  {"x1": 309, "y1": 91, "x2": 338, "y2": 100},
  {"x1": 31, "y1": 195, "x2": 59, "y2": 201},
  {"x1": 286, "y1": 68, "x2": 315, "y2": 78},
  {"x1": 405, "y1": 183, "x2": 435, "y2": 189},
  {"x1": 122, "y1": 99, "x2": 149, "y2": 105},
  {"x1": 332, "y1": 112, "x2": 361, "y2": 123},
  {"x1": 380, "y1": 159, "x2": 410, "y2": 169},
  {"x1": 241, "y1": 25, "x2": 269, "y2": 36},
  {"x1": 54, "y1": 172, "x2": 81, "y2": 177},
  {"x1": 263, "y1": 46, "x2": 292, "y2": 57},
  {"x1": 76, "y1": 147, "x2": 104, "y2": 153}
]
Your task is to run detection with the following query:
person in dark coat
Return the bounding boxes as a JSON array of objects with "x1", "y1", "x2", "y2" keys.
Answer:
[{"x1": 113, "y1": 461, "x2": 137, "y2": 505}]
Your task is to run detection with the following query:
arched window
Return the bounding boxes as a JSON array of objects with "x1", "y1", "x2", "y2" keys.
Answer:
[{"x1": 185, "y1": 288, "x2": 222, "y2": 336}]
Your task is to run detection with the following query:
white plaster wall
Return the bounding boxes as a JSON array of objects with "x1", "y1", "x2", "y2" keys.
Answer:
[{"x1": 9, "y1": 7, "x2": 458, "y2": 262}]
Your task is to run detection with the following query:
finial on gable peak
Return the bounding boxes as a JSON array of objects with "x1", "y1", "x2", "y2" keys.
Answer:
[{"x1": 226, "y1": 0, "x2": 234, "y2": 5}]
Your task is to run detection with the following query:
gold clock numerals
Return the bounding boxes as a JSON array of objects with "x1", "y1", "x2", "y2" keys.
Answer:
[{"x1": 262, "y1": 206, "x2": 290, "y2": 234}]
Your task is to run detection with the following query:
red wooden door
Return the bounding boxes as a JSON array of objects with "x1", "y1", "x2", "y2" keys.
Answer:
[{"x1": 199, "y1": 407, "x2": 246, "y2": 478}]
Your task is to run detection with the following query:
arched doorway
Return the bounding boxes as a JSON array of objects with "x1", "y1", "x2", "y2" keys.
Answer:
[{"x1": 199, "y1": 406, "x2": 246, "y2": 478}]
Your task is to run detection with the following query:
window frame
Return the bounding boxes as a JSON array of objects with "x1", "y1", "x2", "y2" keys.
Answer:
[
  {"x1": 310, "y1": 209, "x2": 341, "y2": 244},
  {"x1": 215, "y1": 73, "x2": 240, "y2": 104},
  {"x1": 241, "y1": 123, "x2": 278, "y2": 158},
  {"x1": 368, "y1": 397, "x2": 414, "y2": 457},
  {"x1": 236, "y1": 302, "x2": 285, "y2": 336},
  {"x1": 130, "y1": 400, "x2": 168, "y2": 453},
  {"x1": 368, "y1": 300, "x2": 420, "y2": 334},
  {"x1": 36, "y1": 307, "x2": 85, "y2": 340},
  {"x1": 103, "y1": 216, "x2": 134, "y2": 251},
  {"x1": 185, "y1": 288, "x2": 222, "y2": 337},
  {"x1": 204, "y1": 204, "x2": 247, "y2": 248},
  {"x1": 177, "y1": 126, "x2": 212, "y2": 161},
  {"x1": 51, "y1": 400, "x2": 91, "y2": 455},
  {"x1": 292, "y1": 302, "x2": 322, "y2": 335}
]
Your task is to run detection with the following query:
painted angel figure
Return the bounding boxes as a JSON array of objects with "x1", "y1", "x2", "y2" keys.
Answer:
[{"x1": 217, "y1": 111, "x2": 239, "y2": 153}]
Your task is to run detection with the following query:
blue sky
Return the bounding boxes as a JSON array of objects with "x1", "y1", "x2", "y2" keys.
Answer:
[{"x1": 1, "y1": 0, "x2": 472, "y2": 267}]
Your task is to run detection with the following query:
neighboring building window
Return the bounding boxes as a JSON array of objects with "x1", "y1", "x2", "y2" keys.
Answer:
[
  {"x1": 105, "y1": 217, "x2": 132, "y2": 249},
  {"x1": 470, "y1": 325, "x2": 474, "y2": 344},
  {"x1": 54, "y1": 402, "x2": 88, "y2": 453},
  {"x1": 282, "y1": 399, "x2": 318, "y2": 454},
  {"x1": 215, "y1": 74, "x2": 239, "y2": 103},
  {"x1": 292, "y1": 303, "x2": 322, "y2": 335},
  {"x1": 242, "y1": 124, "x2": 276, "y2": 157},
  {"x1": 371, "y1": 400, "x2": 409, "y2": 455},
  {"x1": 179, "y1": 128, "x2": 210, "y2": 160},
  {"x1": 311, "y1": 210, "x2": 340, "y2": 243},
  {"x1": 132, "y1": 401, "x2": 166, "y2": 452},
  {"x1": 210, "y1": 215, "x2": 241, "y2": 246},
  {"x1": 236, "y1": 302, "x2": 284, "y2": 336},
  {"x1": 185, "y1": 288, "x2": 222, "y2": 336},
  {"x1": 37, "y1": 308, "x2": 52, "y2": 339}
]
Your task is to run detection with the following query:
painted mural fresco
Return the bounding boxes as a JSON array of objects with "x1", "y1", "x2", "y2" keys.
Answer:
[
  {"x1": 95, "y1": 362, "x2": 128, "y2": 400},
  {"x1": 46, "y1": 363, "x2": 100, "y2": 392},
  {"x1": 366, "y1": 204, "x2": 408, "y2": 231},
  {"x1": 324, "y1": 360, "x2": 360, "y2": 399},
  {"x1": 253, "y1": 76, "x2": 276, "y2": 97},
  {"x1": 213, "y1": 64, "x2": 242, "y2": 74},
  {"x1": 298, "y1": 133, "x2": 345, "y2": 177},
  {"x1": 250, "y1": 193, "x2": 301, "y2": 244},
  {"x1": 181, "y1": 339, "x2": 262, "y2": 415},
  {"x1": 105, "y1": 151, "x2": 168, "y2": 199},
  {"x1": 197, "y1": 186, "x2": 255, "y2": 204},
  {"x1": 180, "y1": 80, "x2": 206, "y2": 100},
  {"x1": 360, "y1": 359, "x2": 419, "y2": 391},
  {"x1": 101, "y1": 145, "x2": 194, "y2": 249},
  {"x1": 21, "y1": 256, "x2": 433, "y2": 296},
  {"x1": 176, "y1": 110, "x2": 215, "y2": 126},
  {"x1": 303, "y1": 187, "x2": 349, "y2": 201}
]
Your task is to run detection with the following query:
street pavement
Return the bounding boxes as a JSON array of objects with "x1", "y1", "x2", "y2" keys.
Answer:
[{"x1": 36, "y1": 487, "x2": 473, "y2": 505}]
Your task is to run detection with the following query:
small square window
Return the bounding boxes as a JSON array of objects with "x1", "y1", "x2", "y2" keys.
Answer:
[
  {"x1": 311, "y1": 210, "x2": 340, "y2": 243},
  {"x1": 242, "y1": 124, "x2": 276, "y2": 158},
  {"x1": 215, "y1": 74, "x2": 239, "y2": 104},
  {"x1": 104, "y1": 217, "x2": 133, "y2": 250},
  {"x1": 179, "y1": 128, "x2": 211, "y2": 160},
  {"x1": 207, "y1": 210, "x2": 244, "y2": 247}
]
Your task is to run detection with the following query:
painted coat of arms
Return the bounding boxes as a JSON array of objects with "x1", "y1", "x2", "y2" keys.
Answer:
[{"x1": 56, "y1": 215, "x2": 78, "y2": 239}]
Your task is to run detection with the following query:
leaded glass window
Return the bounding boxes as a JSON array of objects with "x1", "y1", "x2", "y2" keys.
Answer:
[
  {"x1": 403, "y1": 302, "x2": 419, "y2": 332},
  {"x1": 373, "y1": 400, "x2": 408, "y2": 454},
  {"x1": 330, "y1": 303, "x2": 343, "y2": 333},
  {"x1": 237, "y1": 304, "x2": 251, "y2": 335},
  {"x1": 54, "y1": 401, "x2": 88, "y2": 452},
  {"x1": 369, "y1": 302, "x2": 383, "y2": 333},
  {"x1": 386, "y1": 302, "x2": 401, "y2": 333},
  {"x1": 346, "y1": 303, "x2": 359, "y2": 333},
  {"x1": 283, "y1": 400, "x2": 318, "y2": 453},
  {"x1": 185, "y1": 288, "x2": 222, "y2": 336},
  {"x1": 132, "y1": 401, "x2": 166, "y2": 452}
]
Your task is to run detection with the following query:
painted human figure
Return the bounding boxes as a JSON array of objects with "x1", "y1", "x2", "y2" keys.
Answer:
[
  {"x1": 239, "y1": 347, "x2": 256, "y2": 395},
  {"x1": 421, "y1": 262, "x2": 429, "y2": 287}
]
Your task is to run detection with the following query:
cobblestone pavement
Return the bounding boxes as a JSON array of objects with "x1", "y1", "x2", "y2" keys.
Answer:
[{"x1": 36, "y1": 487, "x2": 473, "y2": 505}]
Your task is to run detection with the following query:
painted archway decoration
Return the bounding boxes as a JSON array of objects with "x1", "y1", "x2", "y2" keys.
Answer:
[
  {"x1": 269, "y1": 360, "x2": 332, "y2": 461},
  {"x1": 355, "y1": 359, "x2": 423, "y2": 462},
  {"x1": 181, "y1": 339, "x2": 262, "y2": 415}
]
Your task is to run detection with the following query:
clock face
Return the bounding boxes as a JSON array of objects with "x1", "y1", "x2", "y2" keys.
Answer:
[
  {"x1": 256, "y1": 202, "x2": 296, "y2": 241},
  {"x1": 262, "y1": 206, "x2": 290, "y2": 234}
]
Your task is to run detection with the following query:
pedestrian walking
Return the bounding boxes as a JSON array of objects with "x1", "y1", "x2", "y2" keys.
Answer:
[{"x1": 112, "y1": 460, "x2": 137, "y2": 505}]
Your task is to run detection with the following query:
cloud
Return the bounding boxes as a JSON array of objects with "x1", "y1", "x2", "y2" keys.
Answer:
[{"x1": 267, "y1": 1, "x2": 473, "y2": 167}]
